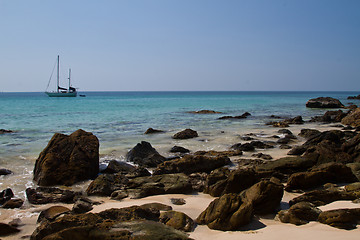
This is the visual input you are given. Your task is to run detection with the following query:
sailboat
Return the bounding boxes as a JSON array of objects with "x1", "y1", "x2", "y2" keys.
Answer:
[{"x1": 45, "y1": 55, "x2": 77, "y2": 97}]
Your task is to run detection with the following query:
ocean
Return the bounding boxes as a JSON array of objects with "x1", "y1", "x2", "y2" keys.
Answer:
[{"x1": 0, "y1": 91, "x2": 358, "y2": 197}]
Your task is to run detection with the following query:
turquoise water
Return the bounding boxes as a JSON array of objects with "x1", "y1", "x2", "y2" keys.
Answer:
[{"x1": 0, "y1": 91, "x2": 359, "y2": 195}]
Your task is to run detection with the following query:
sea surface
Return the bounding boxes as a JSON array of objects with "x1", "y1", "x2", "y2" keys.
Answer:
[{"x1": 0, "y1": 91, "x2": 359, "y2": 197}]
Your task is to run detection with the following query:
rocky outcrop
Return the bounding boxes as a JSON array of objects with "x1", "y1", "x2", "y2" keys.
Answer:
[
  {"x1": 196, "y1": 193, "x2": 253, "y2": 231},
  {"x1": 144, "y1": 128, "x2": 164, "y2": 134},
  {"x1": 160, "y1": 210, "x2": 195, "y2": 232},
  {"x1": 285, "y1": 163, "x2": 358, "y2": 191},
  {"x1": 26, "y1": 187, "x2": 78, "y2": 204},
  {"x1": 153, "y1": 154, "x2": 231, "y2": 175},
  {"x1": 318, "y1": 208, "x2": 360, "y2": 230},
  {"x1": 33, "y1": 129, "x2": 99, "y2": 186},
  {"x1": 125, "y1": 141, "x2": 166, "y2": 167},
  {"x1": 341, "y1": 108, "x2": 360, "y2": 128},
  {"x1": 173, "y1": 129, "x2": 198, "y2": 139},
  {"x1": 276, "y1": 202, "x2": 322, "y2": 225},
  {"x1": 306, "y1": 97, "x2": 344, "y2": 108}
]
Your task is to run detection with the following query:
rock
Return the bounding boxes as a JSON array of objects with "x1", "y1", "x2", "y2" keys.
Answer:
[
  {"x1": 240, "y1": 180, "x2": 284, "y2": 214},
  {"x1": 0, "y1": 129, "x2": 13, "y2": 134},
  {"x1": 86, "y1": 173, "x2": 129, "y2": 196},
  {"x1": 144, "y1": 128, "x2": 164, "y2": 134},
  {"x1": 196, "y1": 193, "x2": 253, "y2": 231},
  {"x1": 289, "y1": 189, "x2": 358, "y2": 206},
  {"x1": 0, "y1": 223, "x2": 20, "y2": 237},
  {"x1": 2, "y1": 198, "x2": 23, "y2": 209},
  {"x1": 188, "y1": 172, "x2": 207, "y2": 192},
  {"x1": 188, "y1": 110, "x2": 222, "y2": 114},
  {"x1": 101, "y1": 160, "x2": 135, "y2": 174},
  {"x1": 0, "y1": 188, "x2": 14, "y2": 205},
  {"x1": 231, "y1": 143, "x2": 255, "y2": 152},
  {"x1": 318, "y1": 208, "x2": 360, "y2": 230},
  {"x1": 255, "y1": 156, "x2": 315, "y2": 175},
  {"x1": 306, "y1": 97, "x2": 344, "y2": 108},
  {"x1": 219, "y1": 112, "x2": 251, "y2": 120},
  {"x1": 347, "y1": 163, "x2": 360, "y2": 181},
  {"x1": 171, "y1": 198, "x2": 186, "y2": 205},
  {"x1": 72, "y1": 199, "x2": 93, "y2": 214},
  {"x1": 26, "y1": 187, "x2": 77, "y2": 204},
  {"x1": 204, "y1": 168, "x2": 258, "y2": 197},
  {"x1": 278, "y1": 129, "x2": 293, "y2": 135},
  {"x1": 153, "y1": 154, "x2": 231, "y2": 175},
  {"x1": 110, "y1": 190, "x2": 128, "y2": 200},
  {"x1": 287, "y1": 146, "x2": 307, "y2": 155},
  {"x1": 342, "y1": 133, "x2": 360, "y2": 163},
  {"x1": 125, "y1": 141, "x2": 166, "y2": 167},
  {"x1": 37, "y1": 206, "x2": 71, "y2": 223},
  {"x1": 345, "y1": 182, "x2": 360, "y2": 192},
  {"x1": 276, "y1": 202, "x2": 322, "y2": 225},
  {"x1": 0, "y1": 169, "x2": 12, "y2": 176},
  {"x1": 342, "y1": 108, "x2": 360, "y2": 128},
  {"x1": 160, "y1": 210, "x2": 195, "y2": 232},
  {"x1": 33, "y1": 129, "x2": 99, "y2": 186},
  {"x1": 252, "y1": 153, "x2": 273, "y2": 160},
  {"x1": 173, "y1": 128, "x2": 198, "y2": 139},
  {"x1": 310, "y1": 110, "x2": 347, "y2": 123},
  {"x1": 277, "y1": 137, "x2": 292, "y2": 144},
  {"x1": 285, "y1": 163, "x2": 358, "y2": 191},
  {"x1": 284, "y1": 116, "x2": 304, "y2": 124},
  {"x1": 8, "y1": 218, "x2": 24, "y2": 228},
  {"x1": 250, "y1": 140, "x2": 275, "y2": 149},
  {"x1": 170, "y1": 146, "x2": 190, "y2": 153},
  {"x1": 299, "y1": 129, "x2": 321, "y2": 139},
  {"x1": 140, "y1": 202, "x2": 172, "y2": 211},
  {"x1": 125, "y1": 173, "x2": 193, "y2": 199},
  {"x1": 347, "y1": 94, "x2": 360, "y2": 100}
]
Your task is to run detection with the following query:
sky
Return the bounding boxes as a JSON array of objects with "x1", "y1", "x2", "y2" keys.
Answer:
[{"x1": 0, "y1": 0, "x2": 359, "y2": 92}]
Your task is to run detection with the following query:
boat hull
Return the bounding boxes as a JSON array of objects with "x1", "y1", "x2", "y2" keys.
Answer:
[{"x1": 45, "y1": 92, "x2": 77, "y2": 97}]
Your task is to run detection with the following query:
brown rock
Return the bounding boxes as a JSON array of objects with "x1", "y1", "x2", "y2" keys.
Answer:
[
  {"x1": 144, "y1": 128, "x2": 164, "y2": 134},
  {"x1": 26, "y1": 187, "x2": 77, "y2": 204},
  {"x1": 37, "y1": 206, "x2": 71, "y2": 223},
  {"x1": 276, "y1": 202, "x2": 322, "y2": 225},
  {"x1": 125, "y1": 141, "x2": 166, "y2": 168},
  {"x1": 33, "y1": 129, "x2": 99, "y2": 186},
  {"x1": 289, "y1": 189, "x2": 358, "y2": 206},
  {"x1": 0, "y1": 223, "x2": 20, "y2": 237},
  {"x1": 173, "y1": 128, "x2": 198, "y2": 139},
  {"x1": 341, "y1": 108, "x2": 360, "y2": 128},
  {"x1": 140, "y1": 202, "x2": 172, "y2": 211},
  {"x1": 2, "y1": 198, "x2": 23, "y2": 209},
  {"x1": 306, "y1": 97, "x2": 344, "y2": 108},
  {"x1": 160, "y1": 210, "x2": 195, "y2": 232},
  {"x1": 318, "y1": 208, "x2": 360, "y2": 230}
]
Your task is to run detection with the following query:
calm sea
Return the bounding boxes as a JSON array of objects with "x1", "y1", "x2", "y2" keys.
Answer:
[{"x1": 0, "y1": 91, "x2": 358, "y2": 196}]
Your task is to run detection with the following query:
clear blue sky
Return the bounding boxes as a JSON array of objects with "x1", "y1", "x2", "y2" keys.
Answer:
[{"x1": 1, "y1": 0, "x2": 359, "y2": 92}]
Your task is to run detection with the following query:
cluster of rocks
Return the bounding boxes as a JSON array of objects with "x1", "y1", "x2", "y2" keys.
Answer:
[{"x1": 0, "y1": 129, "x2": 13, "y2": 134}]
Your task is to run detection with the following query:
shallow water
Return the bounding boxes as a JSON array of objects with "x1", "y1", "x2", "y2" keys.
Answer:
[{"x1": 0, "y1": 91, "x2": 358, "y2": 197}]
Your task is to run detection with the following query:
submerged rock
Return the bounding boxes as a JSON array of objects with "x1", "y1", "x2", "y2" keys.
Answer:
[
  {"x1": 188, "y1": 110, "x2": 222, "y2": 114},
  {"x1": 0, "y1": 169, "x2": 12, "y2": 176},
  {"x1": 144, "y1": 128, "x2": 164, "y2": 134},
  {"x1": 173, "y1": 129, "x2": 198, "y2": 139},
  {"x1": 33, "y1": 129, "x2": 99, "y2": 186}
]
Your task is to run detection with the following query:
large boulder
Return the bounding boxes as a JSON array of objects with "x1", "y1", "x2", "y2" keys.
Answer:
[
  {"x1": 341, "y1": 108, "x2": 360, "y2": 128},
  {"x1": 318, "y1": 208, "x2": 360, "y2": 230},
  {"x1": 125, "y1": 141, "x2": 166, "y2": 168},
  {"x1": 172, "y1": 129, "x2": 198, "y2": 139},
  {"x1": 196, "y1": 193, "x2": 253, "y2": 231},
  {"x1": 33, "y1": 129, "x2": 99, "y2": 186},
  {"x1": 276, "y1": 202, "x2": 322, "y2": 225},
  {"x1": 153, "y1": 154, "x2": 231, "y2": 175},
  {"x1": 285, "y1": 163, "x2": 358, "y2": 191},
  {"x1": 240, "y1": 180, "x2": 284, "y2": 214},
  {"x1": 306, "y1": 97, "x2": 344, "y2": 108}
]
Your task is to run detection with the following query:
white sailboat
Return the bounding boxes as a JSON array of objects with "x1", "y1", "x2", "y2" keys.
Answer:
[{"x1": 45, "y1": 55, "x2": 77, "y2": 97}]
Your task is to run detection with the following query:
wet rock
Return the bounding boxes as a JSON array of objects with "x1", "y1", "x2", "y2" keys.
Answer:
[
  {"x1": 196, "y1": 193, "x2": 253, "y2": 231},
  {"x1": 188, "y1": 110, "x2": 222, "y2": 114},
  {"x1": 0, "y1": 223, "x2": 20, "y2": 237},
  {"x1": 252, "y1": 153, "x2": 273, "y2": 160},
  {"x1": 2, "y1": 198, "x2": 23, "y2": 209},
  {"x1": 160, "y1": 210, "x2": 195, "y2": 232},
  {"x1": 26, "y1": 187, "x2": 78, "y2": 204},
  {"x1": 144, "y1": 128, "x2": 164, "y2": 134},
  {"x1": 287, "y1": 146, "x2": 307, "y2": 155},
  {"x1": 170, "y1": 146, "x2": 190, "y2": 153},
  {"x1": 37, "y1": 206, "x2": 71, "y2": 223},
  {"x1": 318, "y1": 208, "x2": 360, "y2": 230},
  {"x1": 310, "y1": 110, "x2": 347, "y2": 123},
  {"x1": 278, "y1": 129, "x2": 293, "y2": 135},
  {"x1": 0, "y1": 169, "x2": 12, "y2": 176},
  {"x1": 306, "y1": 97, "x2": 344, "y2": 108},
  {"x1": 219, "y1": 112, "x2": 251, "y2": 120},
  {"x1": 255, "y1": 156, "x2": 315, "y2": 175},
  {"x1": 0, "y1": 188, "x2": 14, "y2": 205},
  {"x1": 173, "y1": 129, "x2": 198, "y2": 139},
  {"x1": 285, "y1": 163, "x2": 358, "y2": 191},
  {"x1": 126, "y1": 141, "x2": 166, "y2": 168},
  {"x1": 284, "y1": 116, "x2": 304, "y2": 124},
  {"x1": 153, "y1": 154, "x2": 231, "y2": 175},
  {"x1": 33, "y1": 129, "x2": 99, "y2": 186},
  {"x1": 276, "y1": 202, "x2": 322, "y2": 225},
  {"x1": 298, "y1": 129, "x2": 321, "y2": 139},
  {"x1": 86, "y1": 173, "x2": 129, "y2": 196},
  {"x1": 140, "y1": 202, "x2": 172, "y2": 211},
  {"x1": 101, "y1": 160, "x2": 135, "y2": 174},
  {"x1": 231, "y1": 143, "x2": 255, "y2": 152},
  {"x1": 342, "y1": 108, "x2": 360, "y2": 128},
  {"x1": 72, "y1": 198, "x2": 93, "y2": 214},
  {"x1": 0, "y1": 129, "x2": 13, "y2": 134},
  {"x1": 289, "y1": 189, "x2": 358, "y2": 206},
  {"x1": 171, "y1": 198, "x2": 186, "y2": 205},
  {"x1": 240, "y1": 180, "x2": 284, "y2": 214}
]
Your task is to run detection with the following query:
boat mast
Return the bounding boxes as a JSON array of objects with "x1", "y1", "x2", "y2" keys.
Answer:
[
  {"x1": 68, "y1": 68, "x2": 71, "y2": 90},
  {"x1": 57, "y1": 55, "x2": 60, "y2": 93}
]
